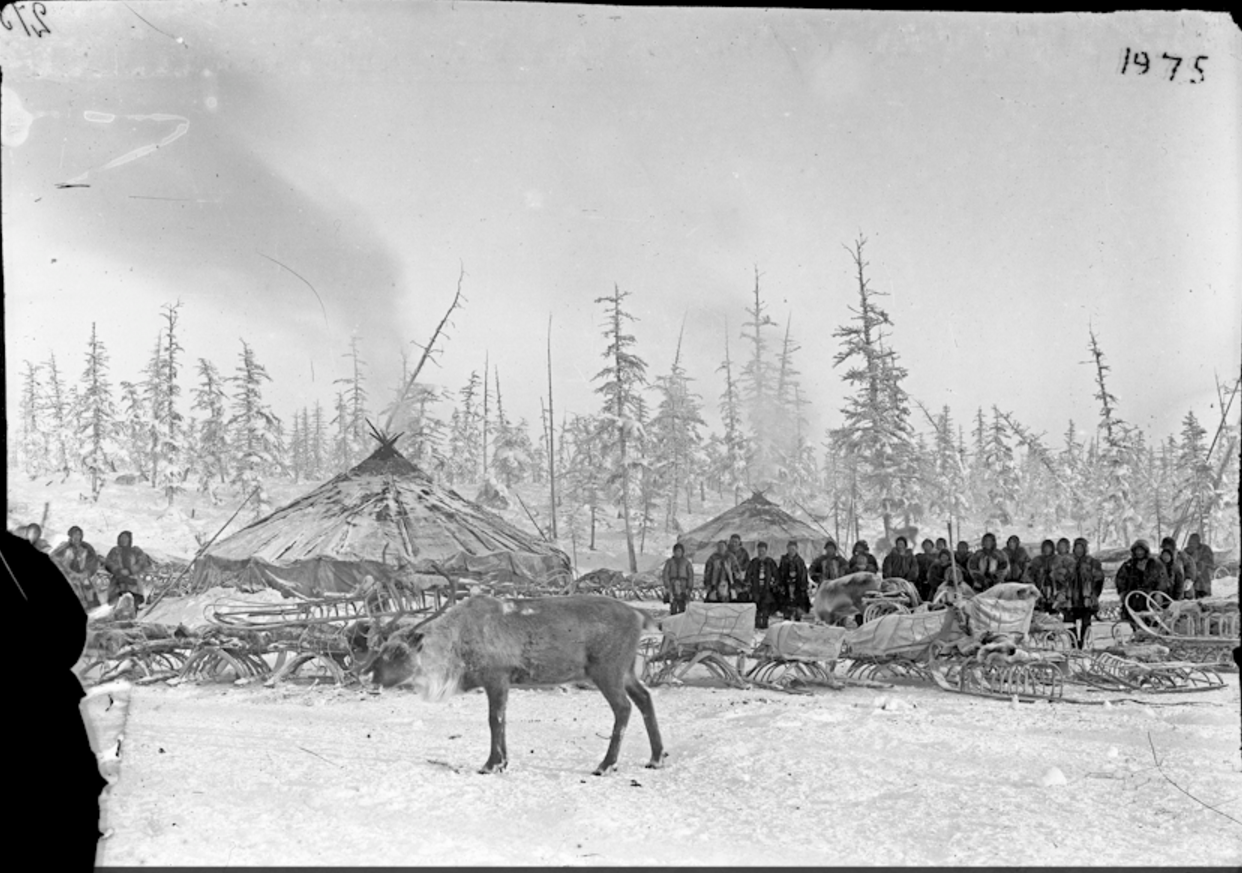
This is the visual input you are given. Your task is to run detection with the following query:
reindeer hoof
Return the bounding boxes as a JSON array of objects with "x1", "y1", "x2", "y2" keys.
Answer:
[
  {"x1": 644, "y1": 753, "x2": 668, "y2": 770},
  {"x1": 592, "y1": 764, "x2": 617, "y2": 776},
  {"x1": 478, "y1": 762, "x2": 506, "y2": 774}
]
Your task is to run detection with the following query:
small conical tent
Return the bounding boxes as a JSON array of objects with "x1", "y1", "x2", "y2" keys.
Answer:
[
  {"x1": 677, "y1": 492, "x2": 828, "y2": 564},
  {"x1": 188, "y1": 436, "x2": 571, "y2": 597}
]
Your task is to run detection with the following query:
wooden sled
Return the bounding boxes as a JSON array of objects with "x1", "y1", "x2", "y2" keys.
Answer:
[
  {"x1": 642, "y1": 602, "x2": 755, "y2": 689},
  {"x1": 930, "y1": 656, "x2": 1066, "y2": 702},
  {"x1": 1063, "y1": 651, "x2": 1225, "y2": 693},
  {"x1": 1026, "y1": 613, "x2": 1078, "y2": 651},
  {"x1": 1120, "y1": 591, "x2": 1239, "y2": 670},
  {"x1": 746, "y1": 622, "x2": 848, "y2": 693}
]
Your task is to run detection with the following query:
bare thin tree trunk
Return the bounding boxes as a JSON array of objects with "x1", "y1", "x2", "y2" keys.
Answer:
[
  {"x1": 384, "y1": 264, "x2": 466, "y2": 433},
  {"x1": 546, "y1": 314, "x2": 558, "y2": 539},
  {"x1": 482, "y1": 351, "x2": 489, "y2": 479},
  {"x1": 619, "y1": 410, "x2": 637, "y2": 571}
]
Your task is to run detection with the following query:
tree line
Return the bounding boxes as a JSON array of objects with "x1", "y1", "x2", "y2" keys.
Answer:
[{"x1": 12, "y1": 238, "x2": 1239, "y2": 570}]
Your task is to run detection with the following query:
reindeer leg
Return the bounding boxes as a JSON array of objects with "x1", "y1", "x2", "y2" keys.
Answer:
[
  {"x1": 625, "y1": 674, "x2": 667, "y2": 769},
  {"x1": 591, "y1": 672, "x2": 632, "y2": 776},
  {"x1": 479, "y1": 677, "x2": 509, "y2": 774}
]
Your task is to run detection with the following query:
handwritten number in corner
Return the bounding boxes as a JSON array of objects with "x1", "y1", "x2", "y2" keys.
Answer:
[
  {"x1": 1161, "y1": 52, "x2": 1182, "y2": 82},
  {"x1": 1, "y1": 2, "x2": 51, "y2": 38},
  {"x1": 1120, "y1": 48, "x2": 1206, "y2": 83},
  {"x1": 1191, "y1": 55, "x2": 1207, "y2": 84}
]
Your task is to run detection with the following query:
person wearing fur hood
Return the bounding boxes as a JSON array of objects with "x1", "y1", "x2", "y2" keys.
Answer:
[
  {"x1": 1063, "y1": 537, "x2": 1105, "y2": 648},
  {"x1": 1114, "y1": 539, "x2": 1169, "y2": 626}
]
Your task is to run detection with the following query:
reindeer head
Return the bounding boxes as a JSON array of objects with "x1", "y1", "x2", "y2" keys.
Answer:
[
  {"x1": 347, "y1": 607, "x2": 422, "y2": 687},
  {"x1": 348, "y1": 562, "x2": 460, "y2": 694},
  {"x1": 365, "y1": 626, "x2": 427, "y2": 688}
]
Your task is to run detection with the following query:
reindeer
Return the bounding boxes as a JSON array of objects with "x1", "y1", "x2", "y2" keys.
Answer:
[
  {"x1": 350, "y1": 592, "x2": 668, "y2": 776},
  {"x1": 812, "y1": 571, "x2": 884, "y2": 627}
]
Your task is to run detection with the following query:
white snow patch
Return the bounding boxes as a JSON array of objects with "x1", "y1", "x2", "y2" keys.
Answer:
[{"x1": 1040, "y1": 766, "x2": 1068, "y2": 787}]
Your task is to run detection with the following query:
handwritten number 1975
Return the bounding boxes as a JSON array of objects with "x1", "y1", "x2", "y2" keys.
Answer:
[
  {"x1": 1121, "y1": 48, "x2": 1207, "y2": 83},
  {"x1": 1, "y1": 2, "x2": 51, "y2": 38}
]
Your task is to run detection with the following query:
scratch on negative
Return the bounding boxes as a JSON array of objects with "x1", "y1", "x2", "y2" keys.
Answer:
[
  {"x1": 123, "y1": 3, "x2": 179, "y2": 42},
  {"x1": 257, "y1": 251, "x2": 330, "y2": 328}
]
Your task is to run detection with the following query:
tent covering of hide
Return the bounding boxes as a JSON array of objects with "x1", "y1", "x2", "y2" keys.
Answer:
[
  {"x1": 677, "y1": 492, "x2": 828, "y2": 564},
  {"x1": 188, "y1": 438, "x2": 572, "y2": 597}
]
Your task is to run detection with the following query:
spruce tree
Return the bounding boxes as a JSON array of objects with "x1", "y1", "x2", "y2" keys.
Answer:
[
  {"x1": 153, "y1": 302, "x2": 186, "y2": 504},
  {"x1": 191, "y1": 358, "x2": 231, "y2": 493},
  {"x1": 562, "y1": 414, "x2": 607, "y2": 550},
  {"x1": 739, "y1": 266, "x2": 780, "y2": 485},
  {"x1": 332, "y1": 390, "x2": 351, "y2": 473},
  {"x1": 19, "y1": 361, "x2": 46, "y2": 477},
  {"x1": 141, "y1": 332, "x2": 166, "y2": 487},
  {"x1": 651, "y1": 324, "x2": 705, "y2": 531},
  {"x1": 716, "y1": 328, "x2": 747, "y2": 503},
  {"x1": 406, "y1": 385, "x2": 448, "y2": 476},
  {"x1": 980, "y1": 407, "x2": 1019, "y2": 527},
  {"x1": 228, "y1": 340, "x2": 282, "y2": 516},
  {"x1": 1061, "y1": 419, "x2": 1091, "y2": 535},
  {"x1": 633, "y1": 393, "x2": 660, "y2": 551},
  {"x1": 1086, "y1": 326, "x2": 1141, "y2": 544},
  {"x1": 118, "y1": 380, "x2": 150, "y2": 480},
  {"x1": 778, "y1": 383, "x2": 820, "y2": 507},
  {"x1": 289, "y1": 410, "x2": 305, "y2": 482},
  {"x1": 448, "y1": 371, "x2": 484, "y2": 485},
  {"x1": 592, "y1": 283, "x2": 648, "y2": 572},
  {"x1": 79, "y1": 323, "x2": 117, "y2": 500},
  {"x1": 43, "y1": 351, "x2": 72, "y2": 474},
  {"x1": 772, "y1": 318, "x2": 818, "y2": 503},
  {"x1": 332, "y1": 336, "x2": 369, "y2": 466},
  {"x1": 830, "y1": 236, "x2": 917, "y2": 542},
  {"x1": 1175, "y1": 410, "x2": 1214, "y2": 536},
  {"x1": 491, "y1": 369, "x2": 533, "y2": 489},
  {"x1": 311, "y1": 402, "x2": 326, "y2": 480}
]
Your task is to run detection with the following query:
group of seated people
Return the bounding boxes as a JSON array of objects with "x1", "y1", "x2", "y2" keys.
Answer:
[
  {"x1": 11, "y1": 522, "x2": 153, "y2": 611},
  {"x1": 661, "y1": 530, "x2": 1219, "y2": 647}
]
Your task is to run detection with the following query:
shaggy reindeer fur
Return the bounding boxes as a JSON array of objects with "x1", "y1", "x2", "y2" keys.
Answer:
[
  {"x1": 812, "y1": 571, "x2": 883, "y2": 626},
  {"x1": 357, "y1": 594, "x2": 667, "y2": 776}
]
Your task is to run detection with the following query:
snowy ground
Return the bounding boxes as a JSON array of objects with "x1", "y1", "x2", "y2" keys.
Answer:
[{"x1": 85, "y1": 663, "x2": 1241, "y2": 867}]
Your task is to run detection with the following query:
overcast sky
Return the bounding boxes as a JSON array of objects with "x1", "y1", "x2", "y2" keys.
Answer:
[{"x1": 3, "y1": 5, "x2": 1239, "y2": 453}]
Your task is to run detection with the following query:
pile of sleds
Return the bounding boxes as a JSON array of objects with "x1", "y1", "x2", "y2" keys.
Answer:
[
  {"x1": 78, "y1": 566, "x2": 1235, "y2": 705},
  {"x1": 570, "y1": 567, "x2": 666, "y2": 601},
  {"x1": 78, "y1": 571, "x2": 465, "y2": 687},
  {"x1": 76, "y1": 564, "x2": 604, "y2": 687},
  {"x1": 638, "y1": 581, "x2": 1232, "y2": 703}
]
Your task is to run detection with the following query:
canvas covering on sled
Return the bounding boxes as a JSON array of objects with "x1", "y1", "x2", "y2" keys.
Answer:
[
  {"x1": 959, "y1": 583, "x2": 1039, "y2": 638},
  {"x1": 660, "y1": 602, "x2": 756, "y2": 653},
  {"x1": 845, "y1": 609, "x2": 953, "y2": 659},
  {"x1": 761, "y1": 621, "x2": 847, "y2": 661}
]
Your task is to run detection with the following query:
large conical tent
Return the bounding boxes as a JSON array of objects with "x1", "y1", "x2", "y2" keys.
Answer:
[
  {"x1": 188, "y1": 435, "x2": 572, "y2": 597},
  {"x1": 677, "y1": 492, "x2": 827, "y2": 564}
]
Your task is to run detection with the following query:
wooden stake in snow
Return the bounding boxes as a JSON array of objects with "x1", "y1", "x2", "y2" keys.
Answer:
[
  {"x1": 139, "y1": 485, "x2": 261, "y2": 618},
  {"x1": 513, "y1": 490, "x2": 549, "y2": 543}
]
